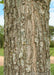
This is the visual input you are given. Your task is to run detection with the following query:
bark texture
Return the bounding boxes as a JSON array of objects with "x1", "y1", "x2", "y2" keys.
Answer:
[{"x1": 4, "y1": 0, "x2": 51, "y2": 75}]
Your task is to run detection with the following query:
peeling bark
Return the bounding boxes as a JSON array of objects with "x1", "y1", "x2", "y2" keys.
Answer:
[{"x1": 4, "y1": 0, "x2": 51, "y2": 75}]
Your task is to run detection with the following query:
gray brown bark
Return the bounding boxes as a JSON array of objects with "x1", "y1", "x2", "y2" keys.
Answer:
[{"x1": 4, "y1": 0, "x2": 51, "y2": 75}]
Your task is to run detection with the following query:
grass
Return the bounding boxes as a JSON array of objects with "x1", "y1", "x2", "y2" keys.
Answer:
[
  {"x1": 51, "y1": 64, "x2": 54, "y2": 75},
  {"x1": 0, "y1": 48, "x2": 4, "y2": 56},
  {"x1": 50, "y1": 47, "x2": 54, "y2": 56},
  {"x1": 0, "y1": 66, "x2": 3, "y2": 75}
]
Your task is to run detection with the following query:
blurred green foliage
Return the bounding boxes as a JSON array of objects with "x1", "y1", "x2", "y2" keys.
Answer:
[
  {"x1": 0, "y1": 0, "x2": 4, "y2": 3},
  {"x1": 0, "y1": 48, "x2": 4, "y2": 56},
  {"x1": 50, "y1": 41, "x2": 54, "y2": 47},
  {"x1": 0, "y1": 26, "x2": 4, "y2": 48},
  {"x1": 50, "y1": 47, "x2": 54, "y2": 56},
  {"x1": 49, "y1": 26, "x2": 54, "y2": 47},
  {"x1": 49, "y1": 26, "x2": 54, "y2": 39}
]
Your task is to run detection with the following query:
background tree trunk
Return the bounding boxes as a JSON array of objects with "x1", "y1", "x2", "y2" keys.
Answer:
[{"x1": 4, "y1": 0, "x2": 51, "y2": 75}]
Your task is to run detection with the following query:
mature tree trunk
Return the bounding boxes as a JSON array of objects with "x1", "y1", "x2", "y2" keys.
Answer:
[{"x1": 4, "y1": 0, "x2": 51, "y2": 75}]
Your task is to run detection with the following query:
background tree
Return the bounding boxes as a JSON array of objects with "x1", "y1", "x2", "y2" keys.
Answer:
[
  {"x1": 4, "y1": 0, "x2": 51, "y2": 75},
  {"x1": 49, "y1": 26, "x2": 54, "y2": 39},
  {"x1": 49, "y1": 26, "x2": 54, "y2": 47},
  {"x1": 0, "y1": 26, "x2": 4, "y2": 48}
]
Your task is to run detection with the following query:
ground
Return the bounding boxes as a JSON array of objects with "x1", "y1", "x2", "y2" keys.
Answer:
[
  {"x1": 0, "y1": 56, "x2": 4, "y2": 66},
  {"x1": 50, "y1": 56, "x2": 54, "y2": 64}
]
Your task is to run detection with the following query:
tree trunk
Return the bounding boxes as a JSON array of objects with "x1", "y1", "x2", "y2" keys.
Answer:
[{"x1": 4, "y1": 0, "x2": 51, "y2": 75}]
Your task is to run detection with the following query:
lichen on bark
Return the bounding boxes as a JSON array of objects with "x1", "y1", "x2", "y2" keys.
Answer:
[{"x1": 4, "y1": 0, "x2": 51, "y2": 75}]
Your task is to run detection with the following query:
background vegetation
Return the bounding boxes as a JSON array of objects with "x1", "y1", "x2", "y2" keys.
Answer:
[
  {"x1": 0, "y1": 0, "x2": 4, "y2": 4},
  {"x1": 0, "y1": 26, "x2": 4, "y2": 48}
]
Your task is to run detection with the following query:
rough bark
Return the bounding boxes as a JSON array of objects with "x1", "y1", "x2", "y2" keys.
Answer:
[{"x1": 4, "y1": 0, "x2": 51, "y2": 75}]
